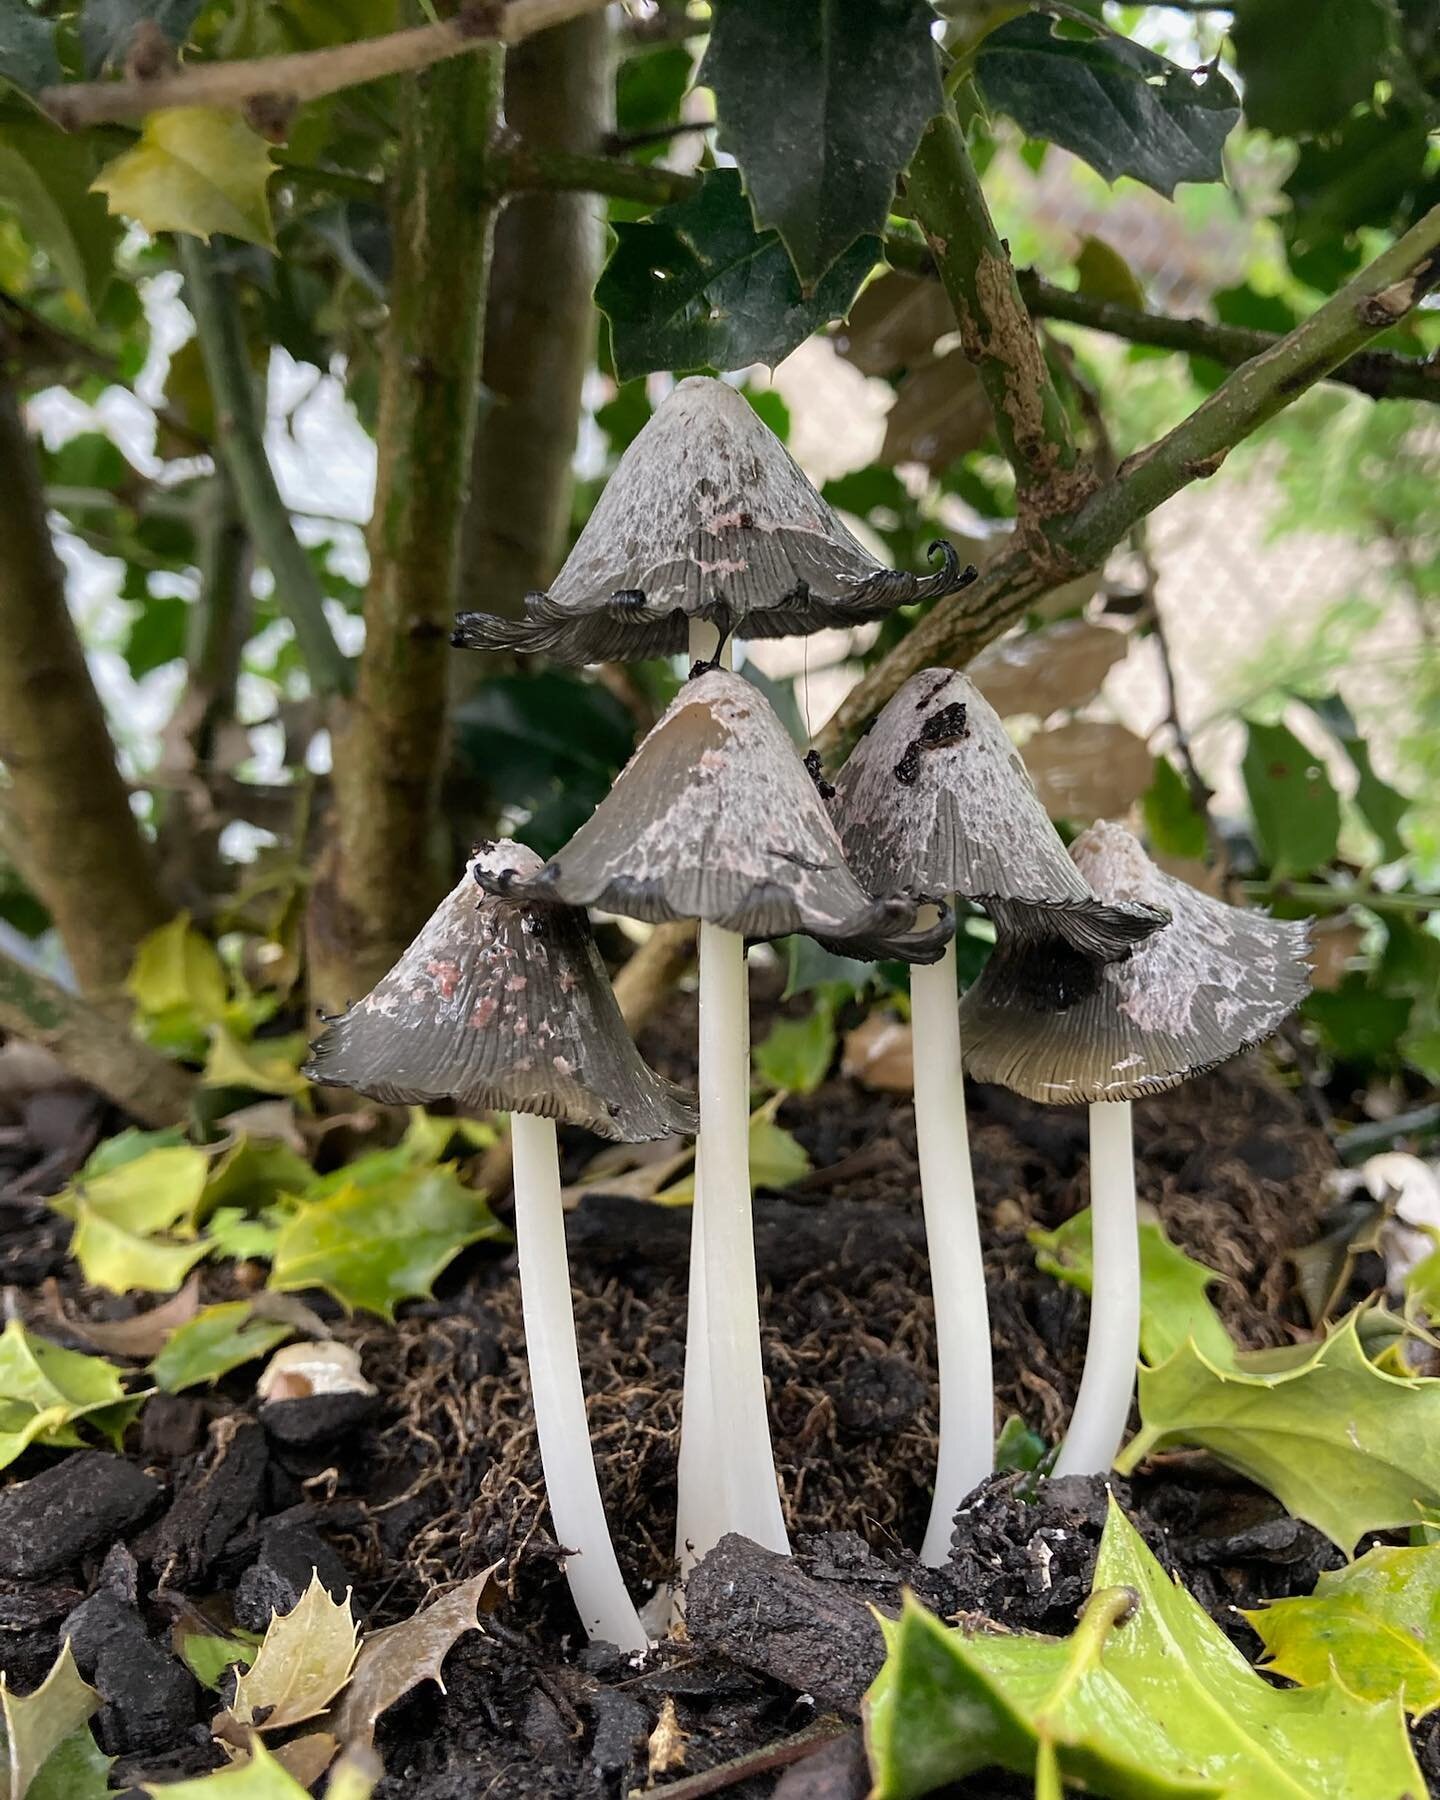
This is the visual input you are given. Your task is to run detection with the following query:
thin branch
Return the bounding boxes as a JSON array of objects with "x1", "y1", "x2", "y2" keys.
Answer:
[
  {"x1": 41, "y1": 0, "x2": 613, "y2": 129},
  {"x1": 0, "y1": 950, "x2": 197, "y2": 1126},
  {"x1": 495, "y1": 139, "x2": 697, "y2": 208},
  {"x1": 179, "y1": 238, "x2": 352, "y2": 698}
]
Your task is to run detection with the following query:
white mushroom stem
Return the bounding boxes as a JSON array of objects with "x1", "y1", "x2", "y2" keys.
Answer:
[
  {"x1": 673, "y1": 1144, "x2": 725, "y2": 1587},
  {"x1": 914, "y1": 920, "x2": 994, "y2": 1565},
  {"x1": 510, "y1": 1110, "x2": 649, "y2": 1651},
  {"x1": 1053, "y1": 1099, "x2": 1141, "y2": 1477}
]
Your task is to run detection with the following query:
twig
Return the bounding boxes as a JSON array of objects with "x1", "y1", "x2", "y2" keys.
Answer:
[
  {"x1": 1338, "y1": 1103, "x2": 1440, "y2": 1164},
  {"x1": 631, "y1": 1718, "x2": 849, "y2": 1800},
  {"x1": 1242, "y1": 880, "x2": 1437, "y2": 916},
  {"x1": 40, "y1": 0, "x2": 613, "y2": 129}
]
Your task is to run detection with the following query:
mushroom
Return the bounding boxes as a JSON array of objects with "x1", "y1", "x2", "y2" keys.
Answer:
[
  {"x1": 487, "y1": 668, "x2": 951, "y2": 1568},
  {"x1": 452, "y1": 376, "x2": 975, "y2": 665},
  {"x1": 304, "y1": 841, "x2": 696, "y2": 1651},
  {"x1": 960, "y1": 819, "x2": 1311, "y2": 1476},
  {"x1": 830, "y1": 669, "x2": 1167, "y2": 1563}
]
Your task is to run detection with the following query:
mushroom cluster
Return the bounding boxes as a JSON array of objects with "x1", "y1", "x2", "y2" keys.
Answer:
[{"x1": 307, "y1": 376, "x2": 1312, "y2": 1644}]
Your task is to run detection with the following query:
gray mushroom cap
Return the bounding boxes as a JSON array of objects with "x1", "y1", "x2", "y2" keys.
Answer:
[
  {"x1": 959, "y1": 820, "x2": 1313, "y2": 1104},
  {"x1": 302, "y1": 841, "x2": 697, "y2": 1142},
  {"x1": 486, "y1": 668, "x2": 952, "y2": 964},
  {"x1": 452, "y1": 376, "x2": 974, "y2": 664},
  {"x1": 831, "y1": 667, "x2": 1167, "y2": 965}
]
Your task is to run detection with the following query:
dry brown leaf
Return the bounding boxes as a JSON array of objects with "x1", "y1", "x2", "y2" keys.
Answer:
[
  {"x1": 1309, "y1": 915, "x2": 1367, "y2": 990},
  {"x1": 329, "y1": 1566, "x2": 500, "y2": 1750},
  {"x1": 969, "y1": 620, "x2": 1129, "y2": 720},
  {"x1": 840, "y1": 1017, "x2": 914, "y2": 1093},
  {"x1": 645, "y1": 1696, "x2": 686, "y2": 1784},
  {"x1": 834, "y1": 270, "x2": 954, "y2": 377},
  {"x1": 43, "y1": 1275, "x2": 202, "y2": 1359},
  {"x1": 224, "y1": 1573, "x2": 359, "y2": 1735},
  {"x1": 1029, "y1": 567, "x2": 1103, "y2": 623},
  {"x1": 271, "y1": 1731, "x2": 338, "y2": 1787},
  {"x1": 880, "y1": 349, "x2": 991, "y2": 470},
  {"x1": 1022, "y1": 721, "x2": 1154, "y2": 822}
]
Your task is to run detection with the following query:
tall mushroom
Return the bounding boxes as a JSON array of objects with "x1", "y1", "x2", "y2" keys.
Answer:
[
  {"x1": 488, "y1": 667, "x2": 950, "y2": 1567},
  {"x1": 829, "y1": 670, "x2": 1166, "y2": 1563},
  {"x1": 960, "y1": 820, "x2": 1311, "y2": 1476},
  {"x1": 304, "y1": 841, "x2": 696, "y2": 1651}
]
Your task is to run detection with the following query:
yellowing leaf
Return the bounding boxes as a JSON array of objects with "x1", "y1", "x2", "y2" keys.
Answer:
[
  {"x1": 52, "y1": 1143, "x2": 212, "y2": 1295},
  {"x1": 329, "y1": 1566, "x2": 498, "y2": 1748},
  {"x1": 269, "y1": 1166, "x2": 507, "y2": 1318},
  {"x1": 1117, "y1": 1315, "x2": 1440, "y2": 1552},
  {"x1": 866, "y1": 1497, "x2": 1422, "y2": 1800},
  {"x1": 1031, "y1": 1208, "x2": 1237, "y2": 1370},
  {"x1": 126, "y1": 915, "x2": 228, "y2": 1026},
  {"x1": 201, "y1": 1139, "x2": 313, "y2": 1215},
  {"x1": 1074, "y1": 233, "x2": 1146, "y2": 310},
  {"x1": 175, "y1": 1622, "x2": 262, "y2": 1691},
  {"x1": 0, "y1": 1643, "x2": 101, "y2": 1800},
  {"x1": 141, "y1": 1736, "x2": 317, "y2": 1798},
  {"x1": 150, "y1": 1302, "x2": 295, "y2": 1393},
  {"x1": 1246, "y1": 1547, "x2": 1440, "y2": 1719},
  {"x1": 227, "y1": 1574, "x2": 358, "y2": 1734},
  {"x1": 66, "y1": 1206, "x2": 211, "y2": 1295},
  {"x1": 92, "y1": 108, "x2": 275, "y2": 249},
  {"x1": 654, "y1": 1096, "x2": 810, "y2": 1207},
  {"x1": 203, "y1": 1029, "x2": 309, "y2": 1098},
  {"x1": 0, "y1": 1319, "x2": 144, "y2": 1470}
]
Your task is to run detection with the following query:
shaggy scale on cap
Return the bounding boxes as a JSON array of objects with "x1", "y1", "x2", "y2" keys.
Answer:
[
  {"x1": 830, "y1": 668, "x2": 1167, "y2": 965},
  {"x1": 452, "y1": 377, "x2": 975, "y2": 664},
  {"x1": 959, "y1": 820, "x2": 1312, "y2": 1103},
  {"x1": 303, "y1": 842, "x2": 697, "y2": 1142},
  {"x1": 484, "y1": 668, "x2": 952, "y2": 963}
]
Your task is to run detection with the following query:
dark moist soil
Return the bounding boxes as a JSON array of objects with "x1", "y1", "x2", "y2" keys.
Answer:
[{"x1": 1, "y1": 1011, "x2": 1422, "y2": 1799}]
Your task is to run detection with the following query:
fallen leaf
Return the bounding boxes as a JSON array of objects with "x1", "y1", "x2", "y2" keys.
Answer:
[
  {"x1": 268, "y1": 1733, "x2": 337, "y2": 1787},
  {"x1": 646, "y1": 1695, "x2": 686, "y2": 1781},
  {"x1": 151, "y1": 1303, "x2": 296, "y2": 1394},
  {"x1": 879, "y1": 349, "x2": 991, "y2": 470},
  {"x1": 201, "y1": 1139, "x2": 314, "y2": 1215},
  {"x1": 1117, "y1": 1314, "x2": 1440, "y2": 1552},
  {"x1": 968, "y1": 620, "x2": 1130, "y2": 720},
  {"x1": 125, "y1": 915, "x2": 227, "y2": 1027},
  {"x1": 141, "y1": 1736, "x2": 318, "y2": 1797},
  {"x1": 866, "y1": 1496, "x2": 1422, "y2": 1799},
  {"x1": 203, "y1": 1029, "x2": 309, "y2": 1099},
  {"x1": 654, "y1": 1097, "x2": 810, "y2": 1206},
  {"x1": 226, "y1": 1574, "x2": 359, "y2": 1735},
  {"x1": 1022, "y1": 720, "x2": 1154, "y2": 822},
  {"x1": 1, "y1": 1644, "x2": 101, "y2": 1800},
  {"x1": 25, "y1": 1727, "x2": 110, "y2": 1800},
  {"x1": 52, "y1": 1145, "x2": 212, "y2": 1296},
  {"x1": 330, "y1": 1568, "x2": 498, "y2": 1749},
  {"x1": 44, "y1": 1276, "x2": 201, "y2": 1359},
  {"x1": 174, "y1": 1621, "x2": 262, "y2": 1690},
  {"x1": 752, "y1": 1008, "x2": 836, "y2": 1097},
  {"x1": 1246, "y1": 1546, "x2": 1440, "y2": 1719},
  {"x1": 1031, "y1": 1207, "x2": 1236, "y2": 1370},
  {"x1": 840, "y1": 1015, "x2": 914, "y2": 1093},
  {"x1": 0, "y1": 1319, "x2": 145, "y2": 1470},
  {"x1": 92, "y1": 108, "x2": 275, "y2": 248}
]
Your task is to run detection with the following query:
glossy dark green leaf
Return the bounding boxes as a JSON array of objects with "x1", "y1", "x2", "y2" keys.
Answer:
[
  {"x1": 615, "y1": 42, "x2": 693, "y2": 164},
  {"x1": 596, "y1": 169, "x2": 878, "y2": 380},
  {"x1": 976, "y1": 15, "x2": 1239, "y2": 198},
  {"x1": 1305, "y1": 977, "x2": 1413, "y2": 1066},
  {"x1": 81, "y1": 0, "x2": 205, "y2": 77},
  {"x1": 1304, "y1": 696, "x2": 1411, "y2": 864},
  {"x1": 123, "y1": 594, "x2": 189, "y2": 679},
  {"x1": 700, "y1": 0, "x2": 941, "y2": 285},
  {"x1": 1241, "y1": 720, "x2": 1341, "y2": 876},
  {"x1": 1142, "y1": 758, "x2": 1209, "y2": 861},
  {"x1": 1231, "y1": 0, "x2": 1395, "y2": 137},
  {"x1": 1284, "y1": 111, "x2": 1434, "y2": 257},
  {"x1": 0, "y1": 0, "x2": 59, "y2": 96},
  {"x1": 0, "y1": 123, "x2": 118, "y2": 314}
]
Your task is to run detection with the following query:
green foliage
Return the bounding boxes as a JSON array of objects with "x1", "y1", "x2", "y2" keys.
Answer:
[
  {"x1": 752, "y1": 1003, "x2": 837, "y2": 1096},
  {"x1": 92, "y1": 108, "x2": 276, "y2": 248},
  {"x1": 596, "y1": 170, "x2": 877, "y2": 380},
  {"x1": 150, "y1": 1301, "x2": 295, "y2": 1392},
  {"x1": 1119, "y1": 1315, "x2": 1440, "y2": 1551},
  {"x1": 1142, "y1": 757, "x2": 1209, "y2": 862},
  {"x1": 1246, "y1": 1546, "x2": 1440, "y2": 1719},
  {"x1": 80, "y1": 0, "x2": 205, "y2": 78},
  {"x1": 701, "y1": 0, "x2": 941, "y2": 286},
  {"x1": 0, "y1": 1644, "x2": 103, "y2": 1800},
  {"x1": 1231, "y1": 0, "x2": 1396, "y2": 137},
  {"x1": 0, "y1": 0, "x2": 60, "y2": 97},
  {"x1": 175, "y1": 1624, "x2": 262, "y2": 1692},
  {"x1": 866, "y1": 1498, "x2": 1421, "y2": 1799},
  {"x1": 52, "y1": 1143, "x2": 211, "y2": 1294},
  {"x1": 0, "y1": 1318, "x2": 144, "y2": 1471},
  {"x1": 1031, "y1": 1208, "x2": 1236, "y2": 1370},
  {"x1": 0, "y1": 124, "x2": 115, "y2": 316},
  {"x1": 976, "y1": 16, "x2": 1240, "y2": 198},
  {"x1": 1241, "y1": 720, "x2": 1342, "y2": 877},
  {"x1": 139, "y1": 1738, "x2": 343, "y2": 1799}
]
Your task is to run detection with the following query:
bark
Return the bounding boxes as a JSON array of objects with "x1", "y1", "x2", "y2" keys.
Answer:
[
  {"x1": 310, "y1": 24, "x2": 505, "y2": 1013},
  {"x1": 0, "y1": 948, "x2": 196, "y2": 1126},
  {"x1": 0, "y1": 373, "x2": 169, "y2": 993},
  {"x1": 459, "y1": 11, "x2": 612, "y2": 637}
]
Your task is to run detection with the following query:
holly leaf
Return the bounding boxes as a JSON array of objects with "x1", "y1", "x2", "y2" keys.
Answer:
[
  {"x1": 1304, "y1": 695, "x2": 1410, "y2": 865},
  {"x1": 976, "y1": 15, "x2": 1240, "y2": 198},
  {"x1": 1231, "y1": 0, "x2": 1396, "y2": 138},
  {"x1": 1117, "y1": 1315, "x2": 1440, "y2": 1552},
  {"x1": 699, "y1": 0, "x2": 941, "y2": 286},
  {"x1": 141, "y1": 1737, "x2": 341, "y2": 1798},
  {"x1": 150, "y1": 1302, "x2": 296, "y2": 1393},
  {"x1": 92, "y1": 109, "x2": 275, "y2": 249},
  {"x1": 201, "y1": 1138, "x2": 314, "y2": 1216},
  {"x1": 596, "y1": 168, "x2": 877, "y2": 380},
  {"x1": 268, "y1": 1166, "x2": 508, "y2": 1318},
  {"x1": 0, "y1": 0, "x2": 60, "y2": 97},
  {"x1": 329, "y1": 1567, "x2": 498, "y2": 1748},
  {"x1": 126, "y1": 914, "x2": 228, "y2": 1053},
  {"x1": 1031, "y1": 1208, "x2": 1236, "y2": 1370},
  {"x1": 0, "y1": 1318, "x2": 145, "y2": 1470},
  {"x1": 80, "y1": 0, "x2": 204, "y2": 76},
  {"x1": 226, "y1": 1574, "x2": 359, "y2": 1735},
  {"x1": 52, "y1": 1144, "x2": 212, "y2": 1296},
  {"x1": 1242, "y1": 720, "x2": 1342, "y2": 877},
  {"x1": 752, "y1": 1007, "x2": 836, "y2": 1097},
  {"x1": 1246, "y1": 1546, "x2": 1440, "y2": 1719},
  {"x1": 202, "y1": 1028, "x2": 309, "y2": 1098},
  {"x1": 1143, "y1": 757, "x2": 1210, "y2": 861},
  {"x1": 866, "y1": 1497, "x2": 1423, "y2": 1800},
  {"x1": 0, "y1": 124, "x2": 117, "y2": 315},
  {"x1": 0, "y1": 1644, "x2": 101, "y2": 1800},
  {"x1": 1074, "y1": 235, "x2": 1146, "y2": 310},
  {"x1": 174, "y1": 1622, "x2": 262, "y2": 1691},
  {"x1": 25, "y1": 1727, "x2": 111, "y2": 1800}
]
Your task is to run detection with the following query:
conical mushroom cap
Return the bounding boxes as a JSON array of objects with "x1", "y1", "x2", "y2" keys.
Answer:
[
  {"x1": 959, "y1": 820, "x2": 1313, "y2": 1104},
  {"x1": 303, "y1": 842, "x2": 697, "y2": 1142},
  {"x1": 489, "y1": 669, "x2": 951, "y2": 963},
  {"x1": 452, "y1": 377, "x2": 974, "y2": 664},
  {"x1": 831, "y1": 668, "x2": 1166, "y2": 964}
]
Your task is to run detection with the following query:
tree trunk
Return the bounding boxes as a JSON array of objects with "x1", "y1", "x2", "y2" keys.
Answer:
[
  {"x1": 309, "y1": 22, "x2": 506, "y2": 1014},
  {"x1": 0, "y1": 373, "x2": 169, "y2": 993},
  {"x1": 458, "y1": 11, "x2": 612, "y2": 632}
]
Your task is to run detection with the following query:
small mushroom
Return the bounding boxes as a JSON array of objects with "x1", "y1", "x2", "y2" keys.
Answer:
[
  {"x1": 452, "y1": 376, "x2": 975, "y2": 665},
  {"x1": 829, "y1": 670, "x2": 1167, "y2": 1564},
  {"x1": 304, "y1": 842, "x2": 696, "y2": 1652},
  {"x1": 960, "y1": 820, "x2": 1311, "y2": 1477}
]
